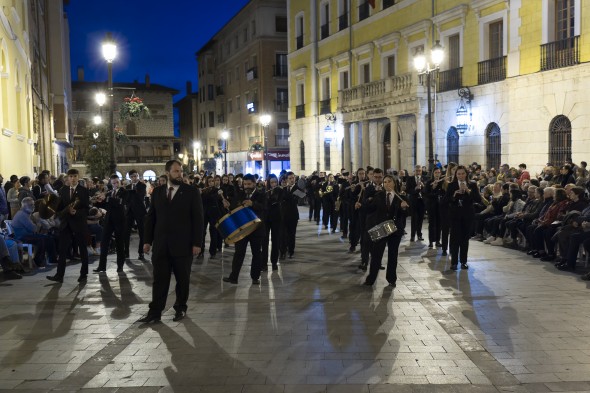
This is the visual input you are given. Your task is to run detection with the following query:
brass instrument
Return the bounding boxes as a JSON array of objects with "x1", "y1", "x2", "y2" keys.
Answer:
[
  {"x1": 326, "y1": 185, "x2": 334, "y2": 193},
  {"x1": 90, "y1": 191, "x2": 106, "y2": 204}
]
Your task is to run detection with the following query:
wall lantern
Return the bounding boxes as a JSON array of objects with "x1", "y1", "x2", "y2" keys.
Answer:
[{"x1": 456, "y1": 87, "x2": 473, "y2": 134}]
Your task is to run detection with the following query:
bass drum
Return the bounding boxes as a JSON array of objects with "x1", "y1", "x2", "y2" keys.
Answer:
[{"x1": 215, "y1": 206, "x2": 261, "y2": 244}]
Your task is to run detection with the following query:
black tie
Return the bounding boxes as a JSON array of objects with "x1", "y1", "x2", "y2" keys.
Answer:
[
  {"x1": 168, "y1": 187, "x2": 174, "y2": 201},
  {"x1": 70, "y1": 187, "x2": 75, "y2": 199},
  {"x1": 387, "y1": 192, "x2": 391, "y2": 208}
]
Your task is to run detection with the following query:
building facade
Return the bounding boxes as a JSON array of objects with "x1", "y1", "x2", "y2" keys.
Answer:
[
  {"x1": 174, "y1": 81, "x2": 200, "y2": 172},
  {"x1": 288, "y1": 0, "x2": 590, "y2": 175},
  {"x1": 71, "y1": 75, "x2": 179, "y2": 180},
  {"x1": 196, "y1": 0, "x2": 289, "y2": 177}
]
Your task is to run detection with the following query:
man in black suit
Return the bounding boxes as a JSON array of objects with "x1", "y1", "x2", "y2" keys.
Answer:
[
  {"x1": 93, "y1": 174, "x2": 128, "y2": 273},
  {"x1": 47, "y1": 169, "x2": 90, "y2": 283},
  {"x1": 223, "y1": 174, "x2": 266, "y2": 285},
  {"x1": 139, "y1": 160, "x2": 204, "y2": 323},
  {"x1": 406, "y1": 165, "x2": 426, "y2": 241},
  {"x1": 362, "y1": 169, "x2": 409, "y2": 287},
  {"x1": 125, "y1": 169, "x2": 147, "y2": 261},
  {"x1": 280, "y1": 171, "x2": 300, "y2": 259}
]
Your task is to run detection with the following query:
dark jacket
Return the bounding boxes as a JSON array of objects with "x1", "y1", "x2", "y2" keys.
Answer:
[
  {"x1": 230, "y1": 188, "x2": 267, "y2": 237},
  {"x1": 57, "y1": 184, "x2": 90, "y2": 232},
  {"x1": 363, "y1": 186, "x2": 408, "y2": 231},
  {"x1": 282, "y1": 184, "x2": 301, "y2": 221},
  {"x1": 126, "y1": 181, "x2": 147, "y2": 216},
  {"x1": 95, "y1": 187, "x2": 128, "y2": 224},
  {"x1": 444, "y1": 180, "x2": 480, "y2": 215}
]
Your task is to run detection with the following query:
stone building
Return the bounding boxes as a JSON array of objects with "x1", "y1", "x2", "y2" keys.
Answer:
[
  {"x1": 196, "y1": 0, "x2": 289, "y2": 177},
  {"x1": 71, "y1": 74, "x2": 179, "y2": 180},
  {"x1": 287, "y1": 0, "x2": 590, "y2": 175},
  {"x1": 174, "y1": 81, "x2": 200, "y2": 172}
]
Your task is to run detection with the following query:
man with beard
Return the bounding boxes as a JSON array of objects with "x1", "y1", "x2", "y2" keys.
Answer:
[
  {"x1": 223, "y1": 174, "x2": 266, "y2": 285},
  {"x1": 139, "y1": 160, "x2": 204, "y2": 323}
]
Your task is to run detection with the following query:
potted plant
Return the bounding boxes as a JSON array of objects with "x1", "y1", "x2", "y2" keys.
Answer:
[{"x1": 119, "y1": 95, "x2": 151, "y2": 121}]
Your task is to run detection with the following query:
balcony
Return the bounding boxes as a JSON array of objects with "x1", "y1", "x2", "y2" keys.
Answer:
[
  {"x1": 358, "y1": 2, "x2": 370, "y2": 21},
  {"x1": 118, "y1": 156, "x2": 171, "y2": 164},
  {"x1": 216, "y1": 86, "x2": 224, "y2": 96},
  {"x1": 340, "y1": 72, "x2": 417, "y2": 109},
  {"x1": 275, "y1": 101, "x2": 288, "y2": 112},
  {"x1": 273, "y1": 64, "x2": 288, "y2": 77},
  {"x1": 437, "y1": 67, "x2": 462, "y2": 93},
  {"x1": 319, "y1": 99, "x2": 331, "y2": 115},
  {"x1": 339, "y1": 13, "x2": 348, "y2": 31},
  {"x1": 246, "y1": 67, "x2": 258, "y2": 81},
  {"x1": 295, "y1": 104, "x2": 305, "y2": 119},
  {"x1": 383, "y1": 0, "x2": 395, "y2": 8},
  {"x1": 275, "y1": 134, "x2": 289, "y2": 147},
  {"x1": 478, "y1": 56, "x2": 506, "y2": 85},
  {"x1": 541, "y1": 35, "x2": 579, "y2": 71},
  {"x1": 217, "y1": 114, "x2": 225, "y2": 124},
  {"x1": 296, "y1": 35, "x2": 303, "y2": 50},
  {"x1": 320, "y1": 23, "x2": 329, "y2": 40}
]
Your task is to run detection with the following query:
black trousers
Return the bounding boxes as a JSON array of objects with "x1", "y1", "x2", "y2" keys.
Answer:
[
  {"x1": 439, "y1": 205, "x2": 451, "y2": 252},
  {"x1": 308, "y1": 195, "x2": 315, "y2": 220},
  {"x1": 565, "y1": 231, "x2": 590, "y2": 267},
  {"x1": 340, "y1": 202, "x2": 351, "y2": 236},
  {"x1": 365, "y1": 232, "x2": 403, "y2": 284},
  {"x1": 322, "y1": 199, "x2": 337, "y2": 229},
  {"x1": 410, "y1": 199, "x2": 425, "y2": 239},
  {"x1": 203, "y1": 212, "x2": 222, "y2": 256},
  {"x1": 449, "y1": 212, "x2": 474, "y2": 266},
  {"x1": 125, "y1": 210, "x2": 145, "y2": 257},
  {"x1": 230, "y1": 234, "x2": 262, "y2": 281},
  {"x1": 427, "y1": 203, "x2": 440, "y2": 245},
  {"x1": 148, "y1": 249, "x2": 192, "y2": 317},
  {"x1": 97, "y1": 219, "x2": 126, "y2": 270},
  {"x1": 349, "y1": 208, "x2": 361, "y2": 247},
  {"x1": 263, "y1": 218, "x2": 281, "y2": 266},
  {"x1": 56, "y1": 225, "x2": 89, "y2": 278},
  {"x1": 280, "y1": 217, "x2": 297, "y2": 256},
  {"x1": 313, "y1": 197, "x2": 321, "y2": 223}
]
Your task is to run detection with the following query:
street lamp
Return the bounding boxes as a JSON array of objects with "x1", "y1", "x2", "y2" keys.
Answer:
[
  {"x1": 259, "y1": 113, "x2": 271, "y2": 178},
  {"x1": 93, "y1": 115, "x2": 102, "y2": 125},
  {"x1": 414, "y1": 40, "x2": 443, "y2": 173},
  {"x1": 222, "y1": 130, "x2": 229, "y2": 174},
  {"x1": 102, "y1": 32, "x2": 117, "y2": 175},
  {"x1": 193, "y1": 141, "x2": 201, "y2": 173},
  {"x1": 95, "y1": 92, "x2": 106, "y2": 107}
]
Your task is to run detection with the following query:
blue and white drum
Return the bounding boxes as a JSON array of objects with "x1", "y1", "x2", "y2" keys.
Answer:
[{"x1": 215, "y1": 206, "x2": 262, "y2": 244}]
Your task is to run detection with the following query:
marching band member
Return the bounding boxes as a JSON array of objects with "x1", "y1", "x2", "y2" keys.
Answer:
[
  {"x1": 321, "y1": 174, "x2": 339, "y2": 232},
  {"x1": 406, "y1": 165, "x2": 426, "y2": 242},
  {"x1": 201, "y1": 176, "x2": 224, "y2": 259},
  {"x1": 348, "y1": 168, "x2": 367, "y2": 253},
  {"x1": 125, "y1": 169, "x2": 147, "y2": 261},
  {"x1": 425, "y1": 167, "x2": 444, "y2": 249},
  {"x1": 263, "y1": 174, "x2": 283, "y2": 270},
  {"x1": 280, "y1": 171, "x2": 301, "y2": 259},
  {"x1": 362, "y1": 169, "x2": 409, "y2": 287}
]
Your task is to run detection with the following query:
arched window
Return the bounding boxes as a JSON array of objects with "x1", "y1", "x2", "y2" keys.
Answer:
[
  {"x1": 447, "y1": 127, "x2": 459, "y2": 165},
  {"x1": 143, "y1": 170, "x2": 156, "y2": 181},
  {"x1": 324, "y1": 140, "x2": 331, "y2": 170},
  {"x1": 549, "y1": 115, "x2": 572, "y2": 165},
  {"x1": 126, "y1": 120, "x2": 137, "y2": 135},
  {"x1": 486, "y1": 122, "x2": 501, "y2": 170},
  {"x1": 299, "y1": 140, "x2": 305, "y2": 171}
]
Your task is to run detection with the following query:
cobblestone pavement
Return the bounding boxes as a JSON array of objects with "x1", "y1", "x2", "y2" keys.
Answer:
[{"x1": 2, "y1": 209, "x2": 590, "y2": 392}]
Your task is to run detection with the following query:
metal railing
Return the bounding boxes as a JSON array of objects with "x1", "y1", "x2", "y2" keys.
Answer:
[
  {"x1": 319, "y1": 99, "x2": 331, "y2": 115},
  {"x1": 341, "y1": 72, "x2": 414, "y2": 105},
  {"x1": 478, "y1": 56, "x2": 506, "y2": 85},
  {"x1": 541, "y1": 35, "x2": 579, "y2": 71},
  {"x1": 437, "y1": 67, "x2": 462, "y2": 92},
  {"x1": 273, "y1": 64, "x2": 288, "y2": 77},
  {"x1": 339, "y1": 13, "x2": 348, "y2": 30},
  {"x1": 295, "y1": 104, "x2": 305, "y2": 119}
]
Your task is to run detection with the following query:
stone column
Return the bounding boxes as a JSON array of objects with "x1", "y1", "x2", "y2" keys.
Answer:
[
  {"x1": 343, "y1": 122, "x2": 352, "y2": 172},
  {"x1": 352, "y1": 123, "x2": 361, "y2": 170},
  {"x1": 390, "y1": 116, "x2": 399, "y2": 171},
  {"x1": 361, "y1": 120, "x2": 370, "y2": 167},
  {"x1": 415, "y1": 113, "x2": 426, "y2": 167}
]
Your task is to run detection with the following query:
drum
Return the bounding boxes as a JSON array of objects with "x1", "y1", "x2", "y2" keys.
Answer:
[
  {"x1": 216, "y1": 206, "x2": 262, "y2": 244},
  {"x1": 368, "y1": 220, "x2": 397, "y2": 242}
]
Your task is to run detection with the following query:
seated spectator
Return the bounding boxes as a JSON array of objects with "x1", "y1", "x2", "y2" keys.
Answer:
[
  {"x1": 505, "y1": 186, "x2": 543, "y2": 248},
  {"x1": 575, "y1": 167, "x2": 589, "y2": 188},
  {"x1": 489, "y1": 189, "x2": 527, "y2": 246},
  {"x1": 11, "y1": 197, "x2": 57, "y2": 268},
  {"x1": 528, "y1": 188, "x2": 569, "y2": 260},
  {"x1": 0, "y1": 234, "x2": 22, "y2": 279},
  {"x1": 86, "y1": 207, "x2": 105, "y2": 256}
]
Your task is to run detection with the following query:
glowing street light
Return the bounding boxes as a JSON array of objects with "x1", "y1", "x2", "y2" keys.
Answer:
[{"x1": 259, "y1": 114, "x2": 271, "y2": 178}]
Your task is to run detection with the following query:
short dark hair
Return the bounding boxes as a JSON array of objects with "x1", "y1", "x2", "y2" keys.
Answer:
[
  {"x1": 373, "y1": 168, "x2": 384, "y2": 174},
  {"x1": 10, "y1": 175, "x2": 18, "y2": 182},
  {"x1": 110, "y1": 174, "x2": 119, "y2": 180},
  {"x1": 366, "y1": 166, "x2": 374, "y2": 172},
  {"x1": 519, "y1": 163, "x2": 527, "y2": 169},
  {"x1": 19, "y1": 176, "x2": 30, "y2": 186},
  {"x1": 129, "y1": 169, "x2": 138, "y2": 176},
  {"x1": 243, "y1": 174, "x2": 256, "y2": 182},
  {"x1": 159, "y1": 174, "x2": 168, "y2": 181},
  {"x1": 67, "y1": 169, "x2": 79, "y2": 176},
  {"x1": 165, "y1": 160, "x2": 182, "y2": 172},
  {"x1": 38, "y1": 173, "x2": 48, "y2": 181}
]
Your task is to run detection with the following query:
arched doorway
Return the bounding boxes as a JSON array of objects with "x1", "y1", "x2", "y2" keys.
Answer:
[
  {"x1": 447, "y1": 127, "x2": 459, "y2": 165},
  {"x1": 548, "y1": 115, "x2": 572, "y2": 165},
  {"x1": 143, "y1": 170, "x2": 156, "y2": 181},
  {"x1": 383, "y1": 124, "x2": 391, "y2": 171},
  {"x1": 485, "y1": 122, "x2": 501, "y2": 170}
]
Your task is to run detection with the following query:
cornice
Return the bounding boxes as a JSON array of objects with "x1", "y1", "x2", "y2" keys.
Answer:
[
  {"x1": 400, "y1": 20, "x2": 432, "y2": 45},
  {"x1": 471, "y1": 0, "x2": 509, "y2": 19}
]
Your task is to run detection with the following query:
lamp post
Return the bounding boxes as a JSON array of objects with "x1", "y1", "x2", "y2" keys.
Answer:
[
  {"x1": 94, "y1": 92, "x2": 105, "y2": 126},
  {"x1": 193, "y1": 141, "x2": 201, "y2": 173},
  {"x1": 222, "y1": 130, "x2": 229, "y2": 174},
  {"x1": 414, "y1": 40, "x2": 443, "y2": 173},
  {"x1": 259, "y1": 114, "x2": 271, "y2": 178},
  {"x1": 102, "y1": 33, "x2": 117, "y2": 175}
]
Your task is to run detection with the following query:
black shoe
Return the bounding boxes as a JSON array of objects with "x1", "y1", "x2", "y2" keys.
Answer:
[
  {"x1": 137, "y1": 314, "x2": 161, "y2": 323},
  {"x1": 272, "y1": 265, "x2": 278, "y2": 271},
  {"x1": 47, "y1": 275, "x2": 63, "y2": 283},
  {"x1": 196, "y1": 253, "x2": 204, "y2": 259},
  {"x1": 526, "y1": 250, "x2": 537, "y2": 255},
  {"x1": 252, "y1": 278, "x2": 260, "y2": 285},
  {"x1": 363, "y1": 281, "x2": 374, "y2": 286},
  {"x1": 173, "y1": 311, "x2": 186, "y2": 322},
  {"x1": 137, "y1": 255, "x2": 145, "y2": 261},
  {"x1": 279, "y1": 253, "x2": 286, "y2": 260},
  {"x1": 533, "y1": 252, "x2": 545, "y2": 258},
  {"x1": 581, "y1": 273, "x2": 590, "y2": 281},
  {"x1": 428, "y1": 243, "x2": 433, "y2": 249},
  {"x1": 540, "y1": 254, "x2": 556, "y2": 262},
  {"x1": 222, "y1": 277, "x2": 238, "y2": 284},
  {"x1": 557, "y1": 264, "x2": 575, "y2": 272},
  {"x1": 418, "y1": 236, "x2": 424, "y2": 241},
  {"x1": 460, "y1": 263, "x2": 469, "y2": 270},
  {"x1": 358, "y1": 263, "x2": 367, "y2": 272},
  {"x1": 93, "y1": 268, "x2": 106, "y2": 273},
  {"x1": 124, "y1": 253, "x2": 130, "y2": 259},
  {"x1": 441, "y1": 251, "x2": 447, "y2": 256},
  {"x1": 410, "y1": 238, "x2": 415, "y2": 242},
  {"x1": 450, "y1": 265, "x2": 458, "y2": 271},
  {"x1": 3, "y1": 270, "x2": 22, "y2": 280},
  {"x1": 261, "y1": 266, "x2": 268, "y2": 272},
  {"x1": 288, "y1": 253, "x2": 294, "y2": 259},
  {"x1": 77, "y1": 275, "x2": 87, "y2": 283},
  {"x1": 348, "y1": 246, "x2": 356, "y2": 253},
  {"x1": 435, "y1": 242, "x2": 442, "y2": 248},
  {"x1": 217, "y1": 247, "x2": 222, "y2": 252},
  {"x1": 116, "y1": 267, "x2": 123, "y2": 273},
  {"x1": 388, "y1": 282, "x2": 396, "y2": 288},
  {"x1": 209, "y1": 254, "x2": 216, "y2": 260},
  {"x1": 341, "y1": 234, "x2": 348, "y2": 239},
  {"x1": 379, "y1": 265, "x2": 385, "y2": 270}
]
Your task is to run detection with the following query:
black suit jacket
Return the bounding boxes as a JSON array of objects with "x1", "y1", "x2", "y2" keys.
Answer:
[
  {"x1": 363, "y1": 186, "x2": 408, "y2": 231},
  {"x1": 126, "y1": 181, "x2": 147, "y2": 216},
  {"x1": 281, "y1": 184, "x2": 300, "y2": 221},
  {"x1": 144, "y1": 183, "x2": 204, "y2": 257},
  {"x1": 444, "y1": 180, "x2": 480, "y2": 215},
  {"x1": 230, "y1": 188, "x2": 266, "y2": 237},
  {"x1": 406, "y1": 175, "x2": 427, "y2": 203},
  {"x1": 57, "y1": 184, "x2": 89, "y2": 231},
  {"x1": 96, "y1": 187, "x2": 128, "y2": 224}
]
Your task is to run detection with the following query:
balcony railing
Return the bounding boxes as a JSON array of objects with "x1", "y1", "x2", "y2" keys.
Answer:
[
  {"x1": 383, "y1": 0, "x2": 395, "y2": 8},
  {"x1": 295, "y1": 104, "x2": 305, "y2": 119},
  {"x1": 478, "y1": 56, "x2": 506, "y2": 85},
  {"x1": 358, "y1": 1, "x2": 370, "y2": 21},
  {"x1": 273, "y1": 64, "x2": 288, "y2": 77},
  {"x1": 437, "y1": 67, "x2": 462, "y2": 93},
  {"x1": 117, "y1": 156, "x2": 172, "y2": 164},
  {"x1": 319, "y1": 99, "x2": 331, "y2": 115},
  {"x1": 320, "y1": 23, "x2": 329, "y2": 40},
  {"x1": 217, "y1": 114, "x2": 225, "y2": 124},
  {"x1": 296, "y1": 35, "x2": 303, "y2": 50},
  {"x1": 275, "y1": 101, "x2": 288, "y2": 112},
  {"x1": 246, "y1": 67, "x2": 258, "y2": 81},
  {"x1": 541, "y1": 35, "x2": 580, "y2": 71},
  {"x1": 341, "y1": 72, "x2": 414, "y2": 105},
  {"x1": 275, "y1": 135, "x2": 289, "y2": 147},
  {"x1": 339, "y1": 13, "x2": 348, "y2": 30}
]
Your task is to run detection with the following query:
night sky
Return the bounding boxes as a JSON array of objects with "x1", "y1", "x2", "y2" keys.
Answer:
[{"x1": 66, "y1": 0, "x2": 251, "y2": 97}]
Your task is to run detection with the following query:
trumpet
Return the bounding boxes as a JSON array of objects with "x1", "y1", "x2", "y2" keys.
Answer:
[{"x1": 90, "y1": 192, "x2": 106, "y2": 204}]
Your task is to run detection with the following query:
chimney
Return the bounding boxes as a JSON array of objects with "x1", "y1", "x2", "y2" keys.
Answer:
[
  {"x1": 145, "y1": 73, "x2": 151, "y2": 88},
  {"x1": 77, "y1": 66, "x2": 84, "y2": 81},
  {"x1": 186, "y1": 81, "x2": 192, "y2": 95}
]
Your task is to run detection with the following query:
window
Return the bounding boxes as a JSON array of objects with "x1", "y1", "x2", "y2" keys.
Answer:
[
  {"x1": 244, "y1": 60, "x2": 249, "y2": 74},
  {"x1": 340, "y1": 70, "x2": 349, "y2": 90},
  {"x1": 385, "y1": 55, "x2": 395, "y2": 77},
  {"x1": 209, "y1": 112, "x2": 215, "y2": 128},
  {"x1": 339, "y1": 0, "x2": 349, "y2": 30},
  {"x1": 448, "y1": 34, "x2": 460, "y2": 69},
  {"x1": 208, "y1": 85, "x2": 214, "y2": 101},
  {"x1": 447, "y1": 127, "x2": 459, "y2": 164},
  {"x1": 296, "y1": 15, "x2": 304, "y2": 49},
  {"x1": 324, "y1": 140, "x2": 331, "y2": 169},
  {"x1": 485, "y1": 123, "x2": 501, "y2": 170},
  {"x1": 235, "y1": 66, "x2": 240, "y2": 81},
  {"x1": 251, "y1": 20, "x2": 256, "y2": 37},
  {"x1": 228, "y1": 99, "x2": 233, "y2": 113},
  {"x1": 276, "y1": 88, "x2": 288, "y2": 111},
  {"x1": 243, "y1": 27, "x2": 248, "y2": 43},
  {"x1": 383, "y1": 0, "x2": 395, "y2": 9},
  {"x1": 549, "y1": 115, "x2": 572, "y2": 165},
  {"x1": 556, "y1": 0, "x2": 575, "y2": 40},
  {"x1": 361, "y1": 63, "x2": 370, "y2": 84},
  {"x1": 227, "y1": 71, "x2": 232, "y2": 85},
  {"x1": 236, "y1": 96, "x2": 241, "y2": 112},
  {"x1": 300, "y1": 141, "x2": 306, "y2": 170},
  {"x1": 126, "y1": 121, "x2": 137, "y2": 136},
  {"x1": 276, "y1": 123, "x2": 289, "y2": 147},
  {"x1": 322, "y1": 77, "x2": 330, "y2": 100},
  {"x1": 359, "y1": 0, "x2": 370, "y2": 21},
  {"x1": 234, "y1": 34, "x2": 238, "y2": 50},
  {"x1": 489, "y1": 21, "x2": 503, "y2": 59},
  {"x1": 275, "y1": 53, "x2": 288, "y2": 76},
  {"x1": 321, "y1": 2, "x2": 330, "y2": 39},
  {"x1": 276, "y1": 16, "x2": 287, "y2": 32}
]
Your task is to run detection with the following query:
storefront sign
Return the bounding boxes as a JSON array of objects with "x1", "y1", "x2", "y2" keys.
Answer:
[
  {"x1": 248, "y1": 151, "x2": 264, "y2": 161},
  {"x1": 266, "y1": 150, "x2": 290, "y2": 161}
]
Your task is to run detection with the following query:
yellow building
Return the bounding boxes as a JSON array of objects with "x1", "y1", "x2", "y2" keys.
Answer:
[{"x1": 288, "y1": 0, "x2": 589, "y2": 175}]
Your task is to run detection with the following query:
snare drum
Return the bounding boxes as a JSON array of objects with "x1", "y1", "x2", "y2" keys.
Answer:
[
  {"x1": 216, "y1": 206, "x2": 262, "y2": 244},
  {"x1": 368, "y1": 220, "x2": 397, "y2": 242}
]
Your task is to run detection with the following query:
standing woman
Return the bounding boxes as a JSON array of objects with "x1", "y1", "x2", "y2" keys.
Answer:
[
  {"x1": 445, "y1": 165, "x2": 479, "y2": 270},
  {"x1": 439, "y1": 163, "x2": 457, "y2": 256},
  {"x1": 425, "y1": 167, "x2": 444, "y2": 249},
  {"x1": 262, "y1": 174, "x2": 283, "y2": 270},
  {"x1": 321, "y1": 174, "x2": 339, "y2": 232}
]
